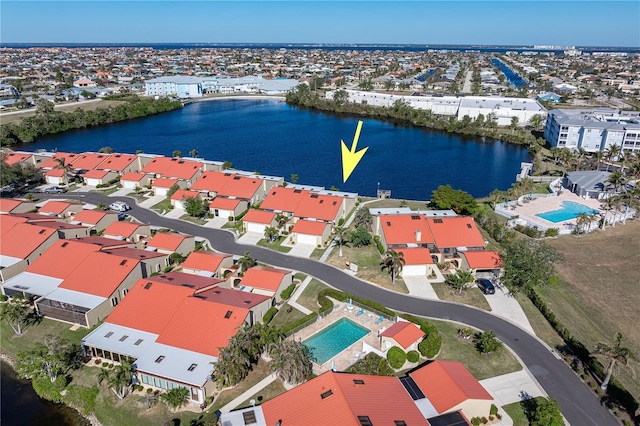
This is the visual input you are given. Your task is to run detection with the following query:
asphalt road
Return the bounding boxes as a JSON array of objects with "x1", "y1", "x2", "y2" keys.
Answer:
[{"x1": 66, "y1": 192, "x2": 617, "y2": 425}]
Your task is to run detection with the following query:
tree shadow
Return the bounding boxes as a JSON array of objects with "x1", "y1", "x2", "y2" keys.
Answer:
[{"x1": 519, "y1": 391, "x2": 538, "y2": 422}]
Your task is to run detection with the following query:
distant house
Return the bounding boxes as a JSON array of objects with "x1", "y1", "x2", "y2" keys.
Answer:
[
  {"x1": 103, "y1": 222, "x2": 151, "y2": 243},
  {"x1": 208, "y1": 196, "x2": 249, "y2": 220},
  {"x1": 71, "y1": 209, "x2": 118, "y2": 233},
  {"x1": 83, "y1": 169, "x2": 118, "y2": 186},
  {"x1": 140, "y1": 157, "x2": 203, "y2": 186},
  {"x1": 379, "y1": 320, "x2": 425, "y2": 352},
  {"x1": 191, "y1": 171, "x2": 266, "y2": 204},
  {"x1": 564, "y1": 170, "x2": 612, "y2": 199},
  {"x1": 146, "y1": 232, "x2": 195, "y2": 256},
  {"x1": 181, "y1": 250, "x2": 234, "y2": 278},
  {"x1": 460, "y1": 251, "x2": 502, "y2": 277},
  {"x1": 73, "y1": 78, "x2": 97, "y2": 88},
  {"x1": 0, "y1": 218, "x2": 59, "y2": 281},
  {"x1": 170, "y1": 189, "x2": 201, "y2": 210},
  {"x1": 0, "y1": 198, "x2": 36, "y2": 214},
  {"x1": 152, "y1": 178, "x2": 185, "y2": 196},
  {"x1": 96, "y1": 153, "x2": 140, "y2": 175},
  {"x1": 100, "y1": 247, "x2": 170, "y2": 277},
  {"x1": 38, "y1": 201, "x2": 83, "y2": 218},
  {"x1": 536, "y1": 91, "x2": 562, "y2": 102},
  {"x1": 120, "y1": 172, "x2": 151, "y2": 190},
  {"x1": 242, "y1": 209, "x2": 277, "y2": 234},
  {"x1": 239, "y1": 266, "x2": 292, "y2": 300},
  {"x1": 398, "y1": 248, "x2": 438, "y2": 278}
]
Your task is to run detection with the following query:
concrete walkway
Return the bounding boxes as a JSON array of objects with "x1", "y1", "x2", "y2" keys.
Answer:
[
  {"x1": 287, "y1": 276, "x2": 314, "y2": 315},
  {"x1": 218, "y1": 373, "x2": 279, "y2": 414},
  {"x1": 480, "y1": 369, "x2": 547, "y2": 406},
  {"x1": 402, "y1": 275, "x2": 440, "y2": 300},
  {"x1": 483, "y1": 285, "x2": 535, "y2": 335},
  {"x1": 203, "y1": 217, "x2": 228, "y2": 229},
  {"x1": 138, "y1": 194, "x2": 165, "y2": 208},
  {"x1": 288, "y1": 243, "x2": 315, "y2": 258},
  {"x1": 163, "y1": 208, "x2": 185, "y2": 219},
  {"x1": 237, "y1": 231, "x2": 263, "y2": 245},
  {"x1": 110, "y1": 187, "x2": 134, "y2": 198}
]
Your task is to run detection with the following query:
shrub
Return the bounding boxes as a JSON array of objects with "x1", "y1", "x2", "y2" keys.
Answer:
[
  {"x1": 102, "y1": 362, "x2": 108, "y2": 367},
  {"x1": 589, "y1": 382, "x2": 596, "y2": 388},
  {"x1": 490, "y1": 404, "x2": 499, "y2": 416},
  {"x1": 470, "y1": 417, "x2": 482, "y2": 426},
  {"x1": 146, "y1": 388, "x2": 154, "y2": 394},
  {"x1": 544, "y1": 227, "x2": 559, "y2": 237},
  {"x1": 386, "y1": 346, "x2": 407, "y2": 369},
  {"x1": 66, "y1": 385, "x2": 99, "y2": 414},
  {"x1": 373, "y1": 235, "x2": 385, "y2": 255},
  {"x1": 0, "y1": 294, "x2": 8, "y2": 302},
  {"x1": 108, "y1": 364, "x2": 114, "y2": 369},
  {"x1": 338, "y1": 218, "x2": 345, "y2": 226},
  {"x1": 581, "y1": 374, "x2": 589, "y2": 381},
  {"x1": 32, "y1": 376, "x2": 66, "y2": 403},
  {"x1": 496, "y1": 414, "x2": 502, "y2": 420},
  {"x1": 280, "y1": 283, "x2": 297, "y2": 300},
  {"x1": 407, "y1": 350, "x2": 420, "y2": 363},
  {"x1": 94, "y1": 359, "x2": 102, "y2": 365},
  {"x1": 263, "y1": 307, "x2": 278, "y2": 324},
  {"x1": 418, "y1": 331, "x2": 442, "y2": 358},
  {"x1": 346, "y1": 353, "x2": 394, "y2": 376},
  {"x1": 481, "y1": 417, "x2": 488, "y2": 424},
  {"x1": 489, "y1": 416, "x2": 494, "y2": 421}
]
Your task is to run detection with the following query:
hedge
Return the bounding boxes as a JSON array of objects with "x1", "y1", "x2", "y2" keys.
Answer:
[
  {"x1": 419, "y1": 332, "x2": 442, "y2": 359},
  {"x1": 263, "y1": 307, "x2": 278, "y2": 324},
  {"x1": 386, "y1": 346, "x2": 407, "y2": 369},
  {"x1": 407, "y1": 350, "x2": 420, "y2": 363},
  {"x1": 373, "y1": 235, "x2": 385, "y2": 255},
  {"x1": 280, "y1": 283, "x2": 297, "y2": 300}
]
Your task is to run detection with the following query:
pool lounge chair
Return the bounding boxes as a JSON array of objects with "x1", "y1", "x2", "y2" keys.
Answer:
[
  {"x1": 375, "y1": 315, "x2": 384, "y2": 324},
  {"x1": 355, "y1": 308, "x2": 365, "y2": 316}
]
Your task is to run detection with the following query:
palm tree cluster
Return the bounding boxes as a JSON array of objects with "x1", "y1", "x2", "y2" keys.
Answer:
[
  {"x1": 445, "y1": 270, "x2": 475, "y2": 296},
  {"x1": 267, "y1": 338, "x2": 313, "y2": 385},
  {"x1": 380, "y1": 249, "x2": 405, "y2": 285},
  {"x1": 237, "y1": 251, "x2": 257, "y2": 274},
  {"x1": 98, "y1": 360, "x2": 136, "y2": 399},
  {"x1": 594, "y1": 332, "x2": 636, "y2": 391},
  {"x1": 574, "y1": 212, "x2": 600, "y2": 234}
]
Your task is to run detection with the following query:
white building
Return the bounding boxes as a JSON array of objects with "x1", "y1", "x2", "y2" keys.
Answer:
[
  {"x1": 543, "y1": 108, "x2": 640, "y2": 153},
  {"x1": 326, "y1": 90, "x2": 546, "y2": 125},
  {"x1": 144, "y1": 76, "x2": 203, "y2": 98}
]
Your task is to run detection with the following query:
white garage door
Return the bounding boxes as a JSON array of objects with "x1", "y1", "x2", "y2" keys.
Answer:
[
  {"x1": 297, "y1": 234, "x2": 317, "y2": 245},
  {"x1": 247, "y1": 223, "x2": 266, "y2": 233},
  {"x1": 402, "y1": 265, "x2": 427, "y2": 277},
  {"x1": 123, "y1": 181, "x2": 137, "y2": 189},
  {"x1": 155, "y1": 187, "x2": 169, "y2": 196},
  {"x1": 87, "y1": 178, "x2": 101, "y2": 187},
  {"x1": 218, "y1": 209, "x2": 231, "y2": 219}
]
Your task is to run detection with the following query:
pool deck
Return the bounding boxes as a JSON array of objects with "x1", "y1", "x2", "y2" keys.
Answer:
[
  {"x1": 506, "y1": 190, "x2": 602, "y2": 230},
  {"x1": 289, "y1": 303, "x2": 395, "y2": 375}
]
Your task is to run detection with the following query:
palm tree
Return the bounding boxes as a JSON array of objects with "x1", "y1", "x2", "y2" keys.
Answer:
[
  {"x1": 594, "y1": 332, "x2": 636, "y2": 390},
  {"x1": 53, "y1": 157, "x2": 72, "y2": 185},
  {"x1": 332, "y1": 225, "x2": 350, "y2": 257},
  {"x1": 108, "y1": 361, "x2": 135, "y2": 399},
  {"x1": 160, "y1": 387, "x2": 189, "y2": 410},
  {"x1": 575, "y1": 212, "x2": 589, "y2": 234},
  {"x1": 380, "y1": 249, "x2": 405, "y2": 286},
  {"x1": 489, "y1": 189, "x2": 504, "y2": 209},
  {"x1": 188, "y1": 149, "x2": 199, "y2": 158},
  {"x1": 275, "y1": 213, "x2": 289, "y2": 230},
  {"x1": 445, "y1": 270, "x2": 475, "y2": 296},
  {"x1": 264, "y1": 226, "x2": 279, "y2": 243},
  {"x1": 605, "y1": 171, "x2": 626, "y2": 195},
  {"x1": 268, "y1": 339, "x2": 312, "y2": 385},
  {"x1": 212, "y1": 345, "x2": 251, "y2": 388},
  {"x1": 0, "y1": 298, "x2": 29, "y2": 335},
  {"x1": 594, "y1": 151, "x2": 605, "y2": 170},
  {"x1": 604, "y1": 145, "x2": 621, "y2": 171},
  {"x1": 237, "y1": 251, "x2": 256, "y2": 274},
  {"x1": 97, "y1": 368, "x2": 111, "y2": 386},
  {"x1": 528, "y1": 114, "x2": 544, "y2": 130}
]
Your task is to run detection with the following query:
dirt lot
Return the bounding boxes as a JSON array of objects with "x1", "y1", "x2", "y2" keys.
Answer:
[
  {"x1": 541, "y1": 218, "x2": 640, "y2": 399},
  {"x1": 0, "y1": 100, "x2": 126, "y2": 124}
]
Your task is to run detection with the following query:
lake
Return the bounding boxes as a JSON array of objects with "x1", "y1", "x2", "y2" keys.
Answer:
[
  {"x1": 0, "y1": 361, "x2": 90, "y2": 426},
  {"x1": 20, "y1": 99, "x2": 530, "y2": 199}
]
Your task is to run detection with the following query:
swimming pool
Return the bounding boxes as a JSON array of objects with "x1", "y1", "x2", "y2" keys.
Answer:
[
  {"x1": 536, "y1": 201, "x2": 600, "y2": 223},
  {"x1": 302, "y1": 318, "x2": 370, "y2": 364}
]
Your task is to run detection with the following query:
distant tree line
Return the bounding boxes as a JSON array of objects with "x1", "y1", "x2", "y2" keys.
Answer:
[
  {"x1": 0, "y1": 95, "x2": 183, "y2": 146},
  {"x1": 286, "y1": 85, "x2": 546, "y2": 149}
]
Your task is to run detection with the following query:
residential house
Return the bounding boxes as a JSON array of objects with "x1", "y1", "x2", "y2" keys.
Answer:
[
  {"x1": 100, "y1": 247, "x2": 170, "y2": 277},
  {"x1": 152, "y1": 178, "x2": 185, "y2": 196},
  {"x1": 426, "y1": 217, "x2": 486, "y2": 268},
  {"x1": 140, "y1": 157, "x2": 204, "y2": 187},
  {"x1": 2, "y1": 151, "x2": 33, "y2": 167},
  {"x1": 0, "y1": 198, "x2": 36, "y2": 214},
  {"x1": 242, "y1": 209, "x2": 277, "y2": 234},
  {"x1": 181, "y1": 250, "x2": 234, "y2": 278},
  {"x1": 68, "y1": 153, "x2": 111, "y2": 173},
  {"x1": 83, "y1": 169, "x2": 118, "y2": 186},
  {"x1": 120, "y1": 172, "x2": 151, "y2": 190},
  {"x1": 379, "y1": 320, "x2": 425, "y2": 352},
  {"x1": 170, "y1": 189, "x2": 202, "y2": 210},
  {"x1": 290, "y1": 219, "x2": 332, "y2": 246},
  {"x1": 71, "y1": 209, "x2": 119, "y2": 233},
  {"x1": 195, "y1": 287, "x2": 271, "y2": 326},
  {"x1": 377, "y1": 214, "x2": 436, "y2": 251},
  {"x1": 397, "y1": 248, "x2": 438, "y2": 278},
  {"x1": 37, "y1": 221, "x2": 91, "y2": 239},
  {"x1": 208, "y1": 196, "x2": 249, "y2": 220},
  {"x1": 564, "y1": 170, "x2": 612, "y2": 199},
  {"x1": 191, "y1": 171, "x2": 266, "y2": 205},
  {"x1": 0, "y1": 218, "x2": 59, "y2": 281},
  {"x1": 146, "y1": 232, "x2": 195, "y2": 256},
  {"x1": 409, "y1": 360, "x2": 493, "y2": 420},
  {"x1": 460, "y1": 251, "x2": 502, "y2": 277},
  {"x1": 38, "y1": 200, "x2": 83, "y2": 218},
  {"x1": 238, "y1": 266, "x2": 293, "y2": 300},
  {"x1": 103, "y1": 222, "x2": 152, "y2": 243},
  {"x1": 96, "y1": 153, "x2": 140, "y2": 175},
  {"x1": 260, "y1": 186, "x2": 310, "y2": 220}
]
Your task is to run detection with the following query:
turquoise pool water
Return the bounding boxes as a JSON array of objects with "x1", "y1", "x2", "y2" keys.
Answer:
[
  {"x1": 536, "y1": 201, "x2": 600, "y2": 223},
  {"x1": 302, "y1": 318, "x2": 370, "y2": 364}
]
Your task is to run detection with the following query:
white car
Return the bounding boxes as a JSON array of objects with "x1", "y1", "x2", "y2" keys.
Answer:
[{"x1": 109, "y1": 201, "x2": 131, "y2": 212}]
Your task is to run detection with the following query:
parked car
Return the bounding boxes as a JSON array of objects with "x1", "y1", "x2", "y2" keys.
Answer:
[
  {"x1": 476, "y1": 278, "x2": 495, "y2": 295},
  {"x1": 44, "y1": 186, "x2": 67, "y2": 194},
  {"x1": 109, "y1": 201, "x2": 131, "y2": 212},
  {"x1": 117, "y1": 212, "x2": 127, "y2": 221}
]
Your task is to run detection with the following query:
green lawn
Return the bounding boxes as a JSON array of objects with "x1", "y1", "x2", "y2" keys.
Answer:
[
  {"x1": 90, "y1": 186, "x2": 120, "y2": 196},
  {"x1": 236, "y1": 380, "x2": 287, "y2": 410},
  {"x1": 431, "y1": 319, "x2": 522, "y2": 380},
  {"x1": 257, "y1": 236, "x2": 292, "y2": 253},
  {"x1": 180, "y1": 214, "x2": 207, "y2": 225},
  {"x1": 364, "y1": 198, "x2": 429, "y2": 210},
  {"x1": 431, "y1": 283, "x2": 492, "y2": 311},
  {"x1": 1, "y1": 317, "x2": 93, "y2": 358},
  {"x1": 296, "y1": 279, "x2": 330, "y2": 312},
  {"x1": 212, "y1": 359, "x2": 272, "y2": 412},
  {"x1": 150, "y1": 198, "x2": 173, "y2": 212},
  {"x1": 502, "y1": 397, "x2": 547, "y2": 426},
  {"x1": 268, "y1": 303, "x2": 308, "y2": 330},
  {"x1": 513, "y1": 293, "x2": 565, "y2": 351}
]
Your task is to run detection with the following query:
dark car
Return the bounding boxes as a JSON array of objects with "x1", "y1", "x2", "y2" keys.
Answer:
[
  {"x1": 476, "y1": 278, "x2": 495, "y2": 295},
  {"x1": 44, "y1": 186, "x2": 67, "y2": 194}
]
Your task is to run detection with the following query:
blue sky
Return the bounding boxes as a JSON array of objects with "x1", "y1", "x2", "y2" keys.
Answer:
[{"x1": 2, "y1": 1, "x2": 639, "y2": 47}]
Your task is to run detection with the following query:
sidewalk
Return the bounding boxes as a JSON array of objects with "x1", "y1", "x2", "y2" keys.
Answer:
[
  {"x1": 218, "y1": 373, "x2": 278, "y2": 414},
  {"x1": 287, "y1": 276, "x2": 314, "y2": 315}
]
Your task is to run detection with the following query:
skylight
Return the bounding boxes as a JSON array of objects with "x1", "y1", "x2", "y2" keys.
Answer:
[
  {"x1": 224, "y1": 310, "x2": 233, "y2": 319},
  {"x1": 155, "y1": 356, "x2": 165, "y2": 363},
  {"x1": 134, "y1": 339, "x2": 143, "y2": 346},
  {"x1": 242, "y1": 411, "x2": 257, "y2": 425},
  {"x1": 353, "y1": 379, "x2": 365, "y2": 385},
  {"x1": 358, "y1": 416, "x2": 373, "y2": 426},
  {"x1": 188, "y1": 363, "x2": 197, "y2": 372},
  {"x1": 119, "y1": 335, "x2": 128, "y2": 342},
  {"x1": 104, "y1": 332, "x2": 114, "y2": 338}
]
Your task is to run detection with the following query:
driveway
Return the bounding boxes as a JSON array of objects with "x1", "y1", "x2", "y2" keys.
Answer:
[
  {"x1": 288, "y1": 243, "x2": 316, "y2": 258},
  {"x1": 203, "y1": 217, "x2": 228, "y2": 229},
  {"x1": 109, "y1": 187, "x2": 134, "y2": 198},
  {"x1": 52, "y1": 192, "x2": 619, "y2": 426},
  {"x1": 480, "y1": 369, "x2": 547, "y2": 406},
  {"x1": 237, "y1": 231, "x2": 263, "y2": 245},
  {"x1": 163, "y1": 208, "x2": 185, "y2": 219},
  {"x1": 402, "y1": 275, "x2": 440, "y2": 300},
  {"x1": 483, "y1": 285, "x2": 535, "y2": 335},
  {"x1": 138, "y1": 194, "x2": 165, "y2": 208}
]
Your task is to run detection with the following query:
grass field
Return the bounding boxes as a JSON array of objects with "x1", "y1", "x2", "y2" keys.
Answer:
[
  {"x1": 0, "y1": 100, "x2": 126, "y2": 124},
  {"x1": 363, "y1": 198, "x2": 430, "y2": 211},
  {"x1": 502, "y1": 397, "x2": 548, "y2": 426},
  {"x1": 431, "y1": 283, "x2": 492, "y2": 311},
  {"x1": 541, "y1": 219, "x2": 640, "y2": 400},
  {"x1": 236, "y1": 380, "x2": 287, "y2": 410},
  {"x1": 257, "y1": 236, "x2": 292, "y2": 253},
  {"x1": 296, "y1": 279, "x2": 330, "y2": 312},
  {"x1": 268, "y1": 303, "x2": 308, "y2": 330}
]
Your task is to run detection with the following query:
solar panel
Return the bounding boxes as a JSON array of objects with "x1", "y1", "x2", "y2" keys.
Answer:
[{"x1": 400, "y1": 377, "x2": 425, "y2": 400}]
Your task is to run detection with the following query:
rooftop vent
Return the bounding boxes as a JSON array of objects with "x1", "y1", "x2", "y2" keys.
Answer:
[
  {"x1": 358, "y1": 416, "x2": 373, "y2": 426},
  {"x1": 394, "y1": 421, "x2": 407, "y2": 426},
  {"x1": 187, "y1": 363, "x2": 197, "y2": 372},
  {"x1": 320, "y1": 390, "x2": 333, "y2": 399},
  {"x1": 411, "y1": 215, "x2": 420, "y2": 220},
  {"x1": 104, "y1": 332, "x2": 114, "y2": 338},
  {"x1": 433, "y1": 218, "x2": 443, "y2": 224},
  {"x1": 386, "y1": 221, "x2": 391, "y2": 226},
  {"x1": 119, "y1": 260, "x2": 127, "y2": 266},
  {"x1": 467, "y1": 223, "x2": 472, "y2": 228},
  {"x1": 310, "y1": 194, "x2": 319, "y2": 198},
  {"x1": 242, "y1": 411, "x2": 257, "y2": 425},
  {"x1": 224, "y1": 310, "x2": 233, "y2": 319},
  {"x1": 39, "y1": 229, "x2": 46, "y2": 234},
  {"x1": 353, "y1": 379, "x2": 365, "y2": 385},
  {"x1": 144, "y1": 282, "x2": 153, "y2": 290},
  {"x1": 61, "y1": 242, "x2": 69, "y2": 247},
  {"x1": 155, "y1": 356, "x2": 165, "y2": 363},
  {"x1": 134, "y1": 339, "x2": 143, "y2": 346},
  {"x1": 119, "y1": 335, "x2": 128, "y2": 342},
  {"x1": 415, "y1": 229, "x2": 422, "y2": 242}
]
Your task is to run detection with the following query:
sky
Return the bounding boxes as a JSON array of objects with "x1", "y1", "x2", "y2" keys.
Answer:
[{"x1": 1, "y1": 1, "x2": 639, "y2": 47}]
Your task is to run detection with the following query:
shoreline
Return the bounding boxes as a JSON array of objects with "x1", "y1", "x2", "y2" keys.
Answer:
[
  {"x1": 1, "y1": 351, "x2": 102, "y2": 426},
  {"x1": 185, "y1": 94, "x2": 286, "y2": 104}
]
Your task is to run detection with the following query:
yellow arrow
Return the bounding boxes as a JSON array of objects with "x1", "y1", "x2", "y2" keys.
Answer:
[{"x1": 341, "y1": 120, "x2": 368, "y2": 183}]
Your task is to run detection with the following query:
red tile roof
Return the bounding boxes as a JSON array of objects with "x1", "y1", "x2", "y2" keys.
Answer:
[
  {"x1": 146, "y1": 271, "x2": 222, "y2": 290},
  {"x1": 426, "y1": 217, "x2": 486, "y2": 249},
  {"x1": 260, "y1": 187, "x2": 310, "y2": 213},
  {"x1": 0, "y1": 223, "x2": 57, "y2": 259},
  {"x1": 294, "y1": 194, "x2": 343, "y2": 222},
  {"x1": 261, "y1": 371, "x2": 427, "y2": 426},
  {"x1": 155, "y1": 298, "x2": 248, "y2": 357},
  {"x1": 101, "y1": 247, "x2": 168, "y2": 261},
  {"x1": 141, "y1": 157, "x2": 203, "y2": 180},
  {"x1": 410, "y1": 361, "x2": 492, "y2": 413},
  {"x1": 69, "y1": 153, "x2": 110, "y2": 170},
  {"x1": 72, "y1": 236, "x2": 134, "y2": 249},
  {"x1": 96, "y1": 154, "x2": 137, "y2": 172},
  {"x1": 170, "y1": 189, "x2": 200, "y2": 201},
  {"x1": 191, "y1": 171, "x2": 263, "y2": 199},
  {"x1": 39, "y1": 152, "x2": 80, "y2": 169},
  {"x1": 106, "y1": 280, "x2": 195, "y2": 334},
  {"x1": 39, "y1": 201, "x2": 81, "y2": 215},
  {"x1": 3, "y1": 152, "x2": 33, "y2": 166},
  {"x1": 462, "y1": 251, "x2": 502, "y2": 269},
  {"x1": 380, "y1": 214, "x2": 434, "y2": 246},
  {"x1": 121, "y1": 172, "x2": 146, "y2": 182},
  {"x1": 182, "y1": 251, "x2": 231, "y2": 273},
  {"x1": 147, "y1": 232, "x2": 193, "y2": 251},
  {"x1": 196, "y1": 287, "x2": 270, "y2": 308},
  {"x1": 242, "y1": 209, "x2": 276, "y2": 225},
  {"x1": 83, "y1": 169, "x2": 110, "y2": 179},
  {"x1": 240, "y1": 265, "x2": 290, "y2": 292},
  {"x1": 59, "y1": 252, "x2": 140, "y2": 298},
  {"x1": 26, "y1": 240, "x2": 102, "y2": 279},
  {"x1": 45, "y1": 168, "x2": 65, "y2": 177},
  {"x1": 72, "y1": 209, "x2": 114, "y2": 225},
  {"x1": 292, "y1": 219, "x2": 330, "y2": 236},
  {"x1": 0, "y1": 214, "x2": 28, "y2": 232},
  {"x1": 152, "y1": 177, "x2": 180, "y2": 188},
  {"x1": 209, "y1": 196, "x2": 243, "y2": 210},
  {"x1": 380, "y1": 321, "x2": 425, "y2": 349},
  {"x1": 0, "y1": 198, "x2": 31, "y2": 213},
  {"x1": 397, "y1": 247, "x2": 435, "y2": 265},
  {"x1": 103, "y1": 222, "x2": 148, "y2": 238}
]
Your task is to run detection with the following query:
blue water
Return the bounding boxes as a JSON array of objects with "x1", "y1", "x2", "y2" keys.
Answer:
[
  {"x1": 492, "y1": 58, "x2": 526, "y2": 88},
  {"x1": 536, "y1": 201, "x2": 600, "y2": 223},
  {"x1": 20, "y1": 99, "x2": 530, "y2": 199},
  {"x1": 303, "y1": 318, "x2": 370, "y2": 364}
]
